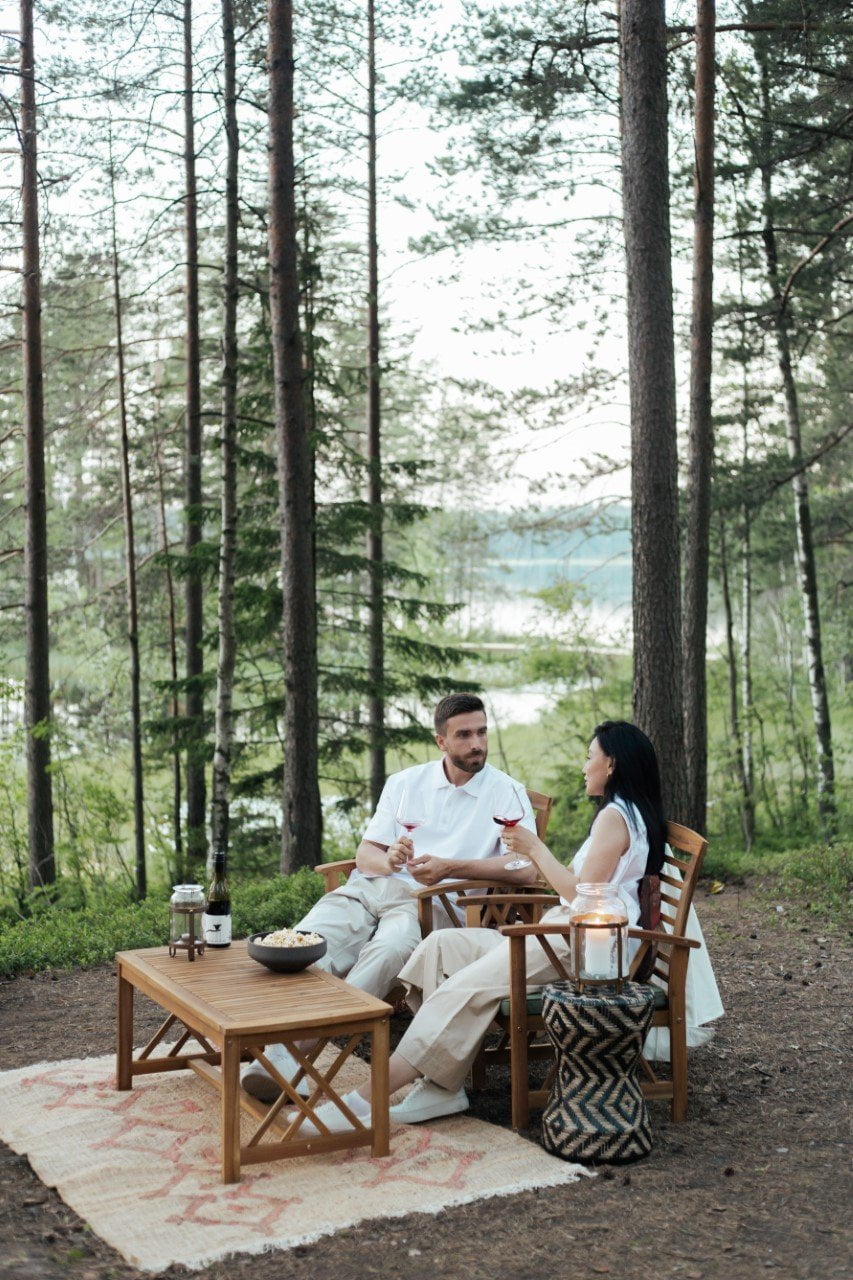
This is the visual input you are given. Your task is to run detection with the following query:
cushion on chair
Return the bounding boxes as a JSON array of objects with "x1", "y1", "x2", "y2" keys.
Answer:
[{"x1": 499, "y1": 984, "x2": 667, "y2": 1019}]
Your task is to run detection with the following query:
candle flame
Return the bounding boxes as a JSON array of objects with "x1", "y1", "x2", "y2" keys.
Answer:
[{"x1": 573, "y1": 912, "x2": 625, "y2": 925}]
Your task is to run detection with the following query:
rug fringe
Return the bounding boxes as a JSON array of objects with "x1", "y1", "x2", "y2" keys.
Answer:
[{"x1": 178, "y1": 1166, "x2": 594, "y2": 1273}]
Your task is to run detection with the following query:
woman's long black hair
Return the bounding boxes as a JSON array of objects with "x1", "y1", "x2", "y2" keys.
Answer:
[{"x1": 592, "y1": 720, "x2": 667, "y2": 875}]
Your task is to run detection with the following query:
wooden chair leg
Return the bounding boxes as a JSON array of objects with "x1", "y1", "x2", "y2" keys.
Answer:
[
  {"x1": 669, "y1": 998, "x2": 689, "y2": 1122},
  {"x1": 508, "y1": 936, "x2": 530, "y2": 1130},
  {"x1": 418, "y1": 896, "x2": 434, "y2": 937}
]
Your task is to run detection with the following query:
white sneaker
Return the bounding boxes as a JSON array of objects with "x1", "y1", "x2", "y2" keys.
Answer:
[
  {"x1": 289, "y1": 1090, "x2": 370, "y2": 1138},
  {"x1": 241, "y1": 1043, "x2": 311, "y2": 1103},
  {"x1": 388, "y1": 1078, "x2": 469, "y2": 1125}
]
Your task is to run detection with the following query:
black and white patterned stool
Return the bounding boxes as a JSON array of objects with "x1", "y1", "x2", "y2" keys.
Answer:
[{"x1": 540, "y1": 980, "x2": 655, "y2": 1165}]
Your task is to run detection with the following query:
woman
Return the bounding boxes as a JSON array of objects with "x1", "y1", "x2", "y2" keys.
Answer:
[{"x1": 301, "y1": 721, "x2": 707, "y2": 1134}]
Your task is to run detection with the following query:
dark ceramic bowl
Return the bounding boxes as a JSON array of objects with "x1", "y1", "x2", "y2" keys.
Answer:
[{"x1": 247, "y1": 931, "x2": 327, "y2": 974}]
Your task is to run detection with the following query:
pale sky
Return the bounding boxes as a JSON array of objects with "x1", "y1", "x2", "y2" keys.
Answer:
[{"x1": 1, "y1": 0, "x2": 641, "y2": 509}]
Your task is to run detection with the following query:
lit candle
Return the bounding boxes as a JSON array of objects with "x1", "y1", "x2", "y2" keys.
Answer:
[{"x1": 583, "y1": 914, "x2": 616, "y2": 978}]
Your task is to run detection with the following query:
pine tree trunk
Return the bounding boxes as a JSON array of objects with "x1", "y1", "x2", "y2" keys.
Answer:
[
  {"x1": 682, "y1": 0, "x2": 715, "y2": 836},
  {"x1": 620, "y1": 0, "x2": 687, "y2": 820},
  {"x1": 739, "y1": 504, "x2": 756, "y2": 849},
  {"x1": 183, "y1": 0, "x2": 207, "y2": 865},
  {"x1": 153, "y1": 433, "x2": 183, "y2": 874},
  {"x1": 20, "y1": 0, "x2": 55, "y2": 890},
  {"x1": 210, "y1": 0, "x2": 240, "y2": 860},
  {"x1": 109, "y1": 138, "x2": 146, "y2": 898},
  {"x1": 268, "y1": 0, "x2": 322, "y2": 872},
  {"x1": 719, "y1": 516, "x2": 753, "y2": 850},
  {"x1": 758, "y1": 68, "x2": 836, "y2": 836},
  {"x1": 366, "y1": 0, "x2": 385, "y2": 809}
]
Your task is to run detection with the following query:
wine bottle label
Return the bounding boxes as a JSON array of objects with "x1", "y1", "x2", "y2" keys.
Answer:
[{"x1": 202, "y1": 912, "x2": 232, "y2": 946}]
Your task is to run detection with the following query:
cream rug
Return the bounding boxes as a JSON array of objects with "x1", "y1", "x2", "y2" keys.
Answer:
[{"x1": 0, "y1": 1052, "x2": 588, "y2": 1271}]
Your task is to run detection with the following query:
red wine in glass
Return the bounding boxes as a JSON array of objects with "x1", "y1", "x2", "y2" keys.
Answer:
[
  {"x1": 395, "y1": 790, "x2": 424, "y2": 859},
  {"x1": 493, "y1": 785, "x2": 530, "y2": 869}
]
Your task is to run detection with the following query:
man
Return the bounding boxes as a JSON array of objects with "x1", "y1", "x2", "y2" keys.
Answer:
[{"x1": 242, "y1": 692, "x2": 537, "y2": 1102}]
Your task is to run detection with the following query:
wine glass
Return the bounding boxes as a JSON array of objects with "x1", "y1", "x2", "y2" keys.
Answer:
[
  {"x1": 493, "y1": 783, "x2": 530, "y2": 870},
  {"x1": 395, "y1": 788, "x2": 425, "y2": 859}
]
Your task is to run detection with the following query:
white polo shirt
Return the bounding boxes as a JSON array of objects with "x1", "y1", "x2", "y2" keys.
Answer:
[{"x1": 354, "y1": 758, "x2": 536, "y2": 889}]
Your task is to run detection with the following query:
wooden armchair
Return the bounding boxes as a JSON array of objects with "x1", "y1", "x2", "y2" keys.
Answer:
[
  {"x1": 472, "y1": 820, "x2": 709, "y2": 1130},
  {"x1": 314, "y1": 787, "x2": 555, "y2": 938}
]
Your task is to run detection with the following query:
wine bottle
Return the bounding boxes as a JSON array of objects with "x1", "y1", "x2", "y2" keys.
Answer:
[{"x1": 202, "y1": 851, "x2": 231, "y2": 947}]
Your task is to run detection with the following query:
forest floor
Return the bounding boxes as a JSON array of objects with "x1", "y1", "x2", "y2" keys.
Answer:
[{"x1": 0, "y1": 878, "x2": 850, "y2": 1280}]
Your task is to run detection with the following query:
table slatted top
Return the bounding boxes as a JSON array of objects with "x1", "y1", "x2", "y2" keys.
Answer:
[{"x1": 117, "y1": 941, "x2": 390, "y2": 1036}]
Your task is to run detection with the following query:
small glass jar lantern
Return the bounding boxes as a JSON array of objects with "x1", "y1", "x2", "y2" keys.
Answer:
[
  {"x1": 169, "y1": 884, "x2": 206, "y2": 961},
  {"x1": 569, "y1": 883, "x2": 629, "y2": 990}
]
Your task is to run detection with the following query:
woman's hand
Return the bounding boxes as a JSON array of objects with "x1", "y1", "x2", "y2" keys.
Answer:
[
  {"x1": 501, "y1": 825, "x2": 575, "y2": 899},
  {"x1": 501, "y1": 824, "x2": 548, "y2": 868}
]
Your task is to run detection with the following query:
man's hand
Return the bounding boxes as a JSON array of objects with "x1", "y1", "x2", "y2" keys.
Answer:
[
  {"x1": 355, "y1": 836, "x2": 412, "y2": 877},
  {"x1": 407, "y1": 854, "x2": 455, "y2": 886},
  {"x1": 386, "y1": 836, "x2": 413, "y2": 874}
]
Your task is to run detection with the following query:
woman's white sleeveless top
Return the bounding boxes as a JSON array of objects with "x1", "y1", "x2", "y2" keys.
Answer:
[{"x1": 560, "y1": 796, "x2": 649, "y2": 925}]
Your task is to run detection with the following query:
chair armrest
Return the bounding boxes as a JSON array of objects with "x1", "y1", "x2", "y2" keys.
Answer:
[
  {"x1": 463, "y1": 893, "x2": 557, "y2": 908},
  {"x1": 412, "y1": 880, "x2": 545, "y2": 942},
  {"x1": 627, "y1": 927, "x2": 700, "y2": 949},
  {"x1": 411, "y1": 879, "x2": 547, "y2": 901},
  {"x1": 411, "y1": 879, "x2": 502, "y2": 901},
  {"x1": 313, "y1": 859, "x2": 356, "y2": 895},
  {"x1": 499, "y1": 922, "x2": 571, "y2": 937},
  {"x1": 627, "y1": 928, "x2": 698, "y2": 987},
  {"x1": 499, "y1": 922, "x2": 701, "y2": 993},
  {"x1": 498, "y1": 922, "x2": 699, "y2": 947}
]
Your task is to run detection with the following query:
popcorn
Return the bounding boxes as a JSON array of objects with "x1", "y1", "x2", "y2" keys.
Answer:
[{"x1": 258, "y1": 928, "x2": 323, "y2": 948}]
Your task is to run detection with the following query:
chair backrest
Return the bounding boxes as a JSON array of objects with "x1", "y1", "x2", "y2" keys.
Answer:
[
  {"x1": 647, "y1": 820, "x2": 708, "y2": 989},
  {"x1": 526, "y1": 789, "x2": 553, "y2": 841},
  {"x1": 663, "y1": 821, "x2": 707, "y2": 933}
]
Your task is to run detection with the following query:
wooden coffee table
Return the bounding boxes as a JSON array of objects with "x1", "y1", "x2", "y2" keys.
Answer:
[{"x1": 116, "y1": 941, "x2": 391, "y2": 1182}]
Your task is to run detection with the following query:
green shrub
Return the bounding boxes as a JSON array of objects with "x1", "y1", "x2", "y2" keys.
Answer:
[
  {"x1": 232, "y1": 868, "x2": 325, "y2": 937},
  {"x1": 0, "y1": 868, "x2": 326, "y2": 977},
  {"x1": 782, "y1": 842, "x2": 852, "y2": 918},
  {"x1": 0, "y1": 896, "x2": 166, "y2": 975}
]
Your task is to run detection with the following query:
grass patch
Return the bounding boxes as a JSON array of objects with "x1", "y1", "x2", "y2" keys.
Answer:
[
  {"x1": 0, "y1": 869, "x2": 324, "y2": 977},
  {"x1": 781, "y1": 842, "x2": 852, "y2": 918},
  {"x1": 701, "y1": 843, "x2": 792, "y2": 882},
  {"x1": 702, "y1": 838, "x2": 852, "y2": 921}
]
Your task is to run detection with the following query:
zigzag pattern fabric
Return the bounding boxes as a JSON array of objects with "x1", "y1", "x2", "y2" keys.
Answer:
[{"x1": 541, "y1": 980, "x2": 655, "y2": 1165}]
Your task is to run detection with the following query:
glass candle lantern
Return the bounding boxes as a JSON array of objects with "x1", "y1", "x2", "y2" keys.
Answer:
[
  {"x1": 168, "y1": 884, "x2": 206, "y2": 961},
  {"x1": 568, "y1": 883, "x2": 629, "y2": 990}
]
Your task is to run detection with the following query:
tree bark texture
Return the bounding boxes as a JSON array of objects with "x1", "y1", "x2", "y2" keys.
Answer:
[
  {"x1": 620, "y1": 0, "x2": 687, "y2": 820},
  {"x1": 20, "y1": 0, "x2": 55, "y2": 890},
  {"x1": 366, "y1": 0, "x2": 386, "y2": 810},
  {"x1": 210, "y1": 0, "x2": 240, "y2": 860},
  {"x1": 758, "y1": 69, "x2": 836, "y2": 835},
  {"x1": 154, "y1": 432, "x2": 183, "y2": 874},
  {"x1": 109, "y1": 143, "x2": 146, "y2": 898},
  {"x1": 681, "y1": 0, "x2": 715, "y2": 836},
  {"x1": 268, "y1": 0, "x2": 322, "y2": 872},
  {"x1": 184, "y1": 0, "x2": 207, "y2": 865},
  {"x1": 739, "y1": 508, "x2": 756, "y2": 848},
  {"x1": 719, "y1": 516, "x2": 754, "y2": 850}
]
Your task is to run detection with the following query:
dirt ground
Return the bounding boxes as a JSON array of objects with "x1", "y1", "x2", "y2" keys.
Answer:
[{"x1": 0, "y1": 879, "x2": 850, "y2": 1280}]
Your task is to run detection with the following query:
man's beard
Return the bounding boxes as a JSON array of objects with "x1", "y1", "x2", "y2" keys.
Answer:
[{"x1": 447, "y1": 749, "x2": 486, "y2": 775}]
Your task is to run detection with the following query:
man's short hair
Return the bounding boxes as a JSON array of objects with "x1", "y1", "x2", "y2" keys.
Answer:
[{"x1": 434, "y1": 693, "x2": 486, "y2": 734}]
